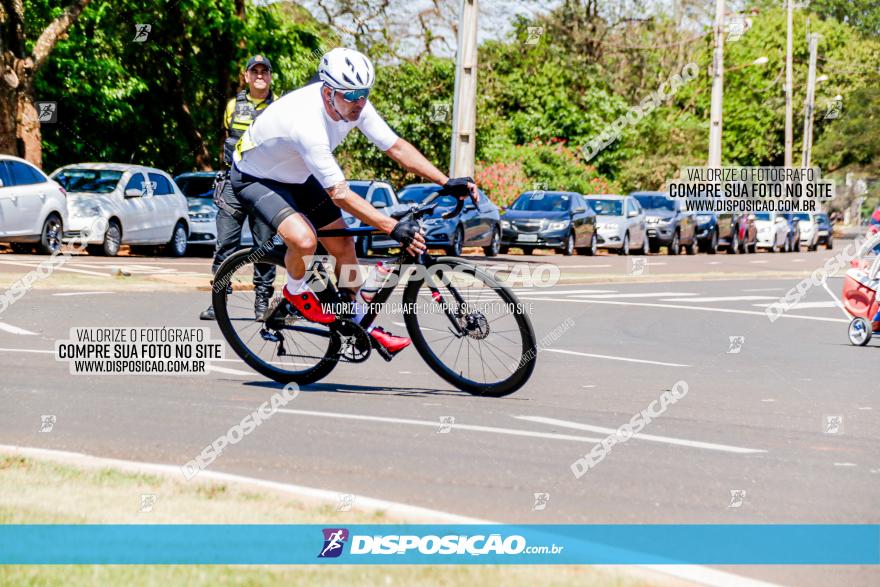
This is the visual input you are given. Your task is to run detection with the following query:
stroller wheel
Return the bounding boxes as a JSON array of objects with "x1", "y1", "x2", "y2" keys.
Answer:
[{"x1": 848, "y1": 317, "x2": 872, "y2": 346}]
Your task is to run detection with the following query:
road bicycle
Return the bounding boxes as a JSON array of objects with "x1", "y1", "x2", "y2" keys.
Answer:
[{"x1": 212, "y1": 190, "x2": 537, "y2": 397}]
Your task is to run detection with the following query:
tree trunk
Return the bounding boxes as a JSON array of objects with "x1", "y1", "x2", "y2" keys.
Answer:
[{"x1": 0, "y1": 0, "x2": 90, "y2": 166}]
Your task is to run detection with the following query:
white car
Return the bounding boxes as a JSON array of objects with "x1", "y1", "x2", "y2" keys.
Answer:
[
  {"x1": 753, "y1": 212, "x2": 789, "y2": 252},
  {"x1": 584, "y1": 194, "x2": 648, "y2": 255},
  {"x1": 0, "y1": 155, "x2": 68, "y2": 254},
  {"x1": 51, "y1": 163, "x2": 190, "y2": 256}
]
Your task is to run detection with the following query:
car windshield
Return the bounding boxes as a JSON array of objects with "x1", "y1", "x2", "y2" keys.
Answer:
[
  {"x1": 633, "y1": 194, "x2": 674, "y2": 211},
  {"x1": 588, "y1": 199, "x2": 623, "y2": 216},
  {"x1": 754, "y1": 213, "x2": 772, "y2": 221},
  {"x1": 53, "y1": 169, "x2": 123, "y2": 194},
  {"x1": 794, "y1": 213, "x2": 811, "y2": 221},
  {"x1": 510, "y1": 192, "x2": 570, "y2": 212},
  {"x1": 398, "y1": 185, "x2": 456, "y2": 208},
  {"x1": 176, "y1": 175, "x2": 214, "y2": 198}
]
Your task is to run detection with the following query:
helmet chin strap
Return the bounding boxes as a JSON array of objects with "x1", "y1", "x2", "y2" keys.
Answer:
[{"x1": 329, "y1": 89, "x2": 351, "y2": 122}]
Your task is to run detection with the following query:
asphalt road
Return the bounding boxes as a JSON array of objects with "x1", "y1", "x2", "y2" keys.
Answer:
[{"x1": 0, "y1": 246, "x2": 877, "y2": 586}]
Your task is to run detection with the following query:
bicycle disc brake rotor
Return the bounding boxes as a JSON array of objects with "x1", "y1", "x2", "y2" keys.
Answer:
[
  {"x1": 457, "y1": 311, "x2": 490, "y2": 340},
  {"x1": 332, "y1": 318, "x2": 371, "y2": 363}
]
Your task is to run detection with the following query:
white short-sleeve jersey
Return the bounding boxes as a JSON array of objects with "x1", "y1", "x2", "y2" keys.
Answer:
[{"x1": 235, "y1": 83, "x2": 399, "y2": 188}]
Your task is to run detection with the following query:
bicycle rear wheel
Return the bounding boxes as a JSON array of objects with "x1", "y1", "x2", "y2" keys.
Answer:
[
  {"x1": 213, "y1": 248, "x2": 340, "y2": 384},
  {"x1": 402, "y1": 257, "x2": 537, "y2": 397}
]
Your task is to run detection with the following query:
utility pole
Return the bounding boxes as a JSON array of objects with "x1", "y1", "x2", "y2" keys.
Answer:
[
  {"x1": 784, "y1": 0, "x2": 794, "y2": 169},
  {"x1": 449, "y1": 0, "x2": 478, "y2": 177},
  {"x1": 801, "y1": 32, "x2": 819, "y2": 169},
  {"x1": 707, "y1": 0, "x2": 725, "y2": 168}
]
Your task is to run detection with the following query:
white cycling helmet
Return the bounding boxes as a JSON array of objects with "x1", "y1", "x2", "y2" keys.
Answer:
[{"x1": 319, "y1": 47, "x2": 375, "y2": 91}]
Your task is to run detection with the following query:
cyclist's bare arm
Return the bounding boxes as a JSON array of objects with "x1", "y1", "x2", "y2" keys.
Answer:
[
  {"x1": 327, "y1": 183, "x2": 396, "y2": 234},
  {"x1": 385, "y1": 138, "x2": 448, "y2": 186},
  {"x1": 386, "y1": 138, "x2": 478, "y2": 201}
]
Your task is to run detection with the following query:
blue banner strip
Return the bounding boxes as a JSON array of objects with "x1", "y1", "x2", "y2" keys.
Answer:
[{"x1": 0, "y1": 525, "x2": 877, "y2": 564}]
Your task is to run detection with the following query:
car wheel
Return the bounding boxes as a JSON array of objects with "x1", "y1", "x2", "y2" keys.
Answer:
[
  {"x1": 37, "y1": 214, "x2": 63, "y2": 255},
  {"x1": 727, "y1": 230, "x2": 739, "y2": 254},
  {"x1": 826, "y1": 236, "x2": 833, "y2": 250},
  {"x1": 355, "y1": 236, "x2": 370, "y2": 258},
  {"x1": 559, "y1": 232, "x2": 575, "y2": 256},
  {"x1": 667, "y1": 231, "x2": 680, "y2": 255},
  {"x1": 483, "y1": 227, "x2": 501, "y2": 257},
  {"x1": 579, "y1": 233, "x2": 597, "y2": 256},
  {"x1": 89, "y1": 220, "x2": 121, "y2": 256},
  {"x1": 618, "y1": 232, "x2": 630, "y2": 256},
  {"x1": 446, "y1": 225, "x2": 464, "y2": 256},
  {"x1": 165, "y1": 222, "x2": 188, "y2": 257},
  {"x1": 706, "y1": 229, "x2": 718, "y2": 254}
]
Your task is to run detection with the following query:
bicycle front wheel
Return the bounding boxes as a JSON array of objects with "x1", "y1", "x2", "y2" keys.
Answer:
[
  {"x1": 402, "y1": 257, "x2": 537, "y2": 397},
  {"x1": 213, "y1": 248, "x2": 340, "y2": 385}
]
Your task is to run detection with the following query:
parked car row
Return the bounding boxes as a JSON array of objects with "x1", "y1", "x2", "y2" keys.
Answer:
[
  {"x1": 496, "y1": 190, "x2": 834, "y2": 256},
  {"x1": 0, "y1": 160, "x2": 837, "y2": 259}
]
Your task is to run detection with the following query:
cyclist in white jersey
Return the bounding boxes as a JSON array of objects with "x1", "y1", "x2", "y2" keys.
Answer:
[{"x1": 231, "y1": 47, "x2": 476, "y2": 355}]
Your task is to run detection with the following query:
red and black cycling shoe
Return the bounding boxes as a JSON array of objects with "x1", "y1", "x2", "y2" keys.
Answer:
[
  {"x1": 282, "y1": 286, "x2": 336, "y2": 324},
  {"x1": 369, "y1": 327, "x2": 411, "y2": 355}
]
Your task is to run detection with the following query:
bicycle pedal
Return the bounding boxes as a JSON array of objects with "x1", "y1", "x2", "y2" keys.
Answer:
[{"x1": 371, "y1": 339, "x2": 394, "y2": 362}]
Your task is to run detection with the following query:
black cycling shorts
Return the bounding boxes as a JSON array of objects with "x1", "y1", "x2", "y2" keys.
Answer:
[{"x1": 230, "y1": 165, "x2": 342, "y2": 231}]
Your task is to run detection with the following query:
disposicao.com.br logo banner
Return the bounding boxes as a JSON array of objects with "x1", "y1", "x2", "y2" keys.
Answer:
[{"x1": 0, "y1": 525, "x2": 877, "y2": 565}]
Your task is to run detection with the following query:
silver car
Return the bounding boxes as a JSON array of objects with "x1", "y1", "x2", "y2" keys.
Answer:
[
  {"x1": 175, "y1": 171, "x2": 253, "y2": 248},
  {"x1": 0, "y1": 155, "x2": 68, "y2": 254},
  {"x1": 342, "y1": 180, "x2": 407, "y2": 257},
  {"x1": 585, "y1": 194, "x2": 648, "y2": 255},
  {"x1": 52, "y1": 163, "x2": 190, "y2": 257}
]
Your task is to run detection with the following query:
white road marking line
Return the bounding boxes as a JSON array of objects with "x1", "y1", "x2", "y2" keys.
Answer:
[
  {"x1": 649, "y1": 262, "x2": 667, "y2": 266},
  {"x1": 275, "y1": 409, "x2": 605, "y2": 443},
  {"x1": 792, "y1": 259, "x2": 805, "y2": 263},
  {"x1": 744, "y1": 288, "x2": 783, "y2": 292},
  {"x1": 0, "y1": 322, "x2": 36, "y2": 335},
  {"x1": 858, "y1": 407, "x2": 872, "y2": 411},
  {"x1": 516, "y1": 416, "x2": 766, "y2": 454},
  {"x1": 833, "y1": 462, "x2": 857, "y2": 467},
  {"x1": 749, "y1": 260, "x2": 769, "y2": 264},
  {"x1": 582, "y1": 385, "x2": 595, "y2": 388},
  {"x1": 752, "y1": 301, "x2": 839, "y2": 310},
  {"x1": 708, "y1": 261, "x2": 721, "y2": 265},
  {"x1": 52, "y1": 291, "x2": 113, "y2": 297},
  {"x1": 544, "y1": 348, "x2": 688, "y2": 367},
  {"x1": 761, "y1": 399, "x2": 776, "y2": 403},
  {"x1": 570, "y1": 292, "x2": 699, "y2": 299},
  {"x1": 821, "y1": 279, "x2": 853, "y2": 319},
  {"x1": 207, "y1": 365, "x2": 251, "y2": 376},
  {"x1": 0, "y1": 260, "x2": 109, "y2": 276},
  {"x1": 662, "y1": 296, "x2": 778, "y2": 303},
  {"x1": 516, "y1": 296, "x2": 849, "y2": 323}
]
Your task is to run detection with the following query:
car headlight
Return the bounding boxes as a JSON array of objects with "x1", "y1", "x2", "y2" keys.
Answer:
[
  {"x1": 548, "y1": 221, "x2": 569, "y2": 231},
  {"x1": 423, "y1": 218, "x2": 444, "y2": 226},
  {"x1": 696, "y1": 214, "x2": 712, "y2": 223},
  {"x1": 188, "y1": 211, "x2": 216, "y2": 221},
  {"x1": 501, "y1": 220, "x2": 510, "y2": 229},
  {"x1": 647, "y1": 216, "x2": 660, "y2": 224}
]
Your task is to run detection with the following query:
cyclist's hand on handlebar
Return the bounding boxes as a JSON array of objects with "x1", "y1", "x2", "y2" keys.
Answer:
[
  {"x1": 443, "y1": 176, "x2": 478, "y2": 205},
  {"x1": 390, "y1": 219, "x2": 426, "y2": 256}
]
